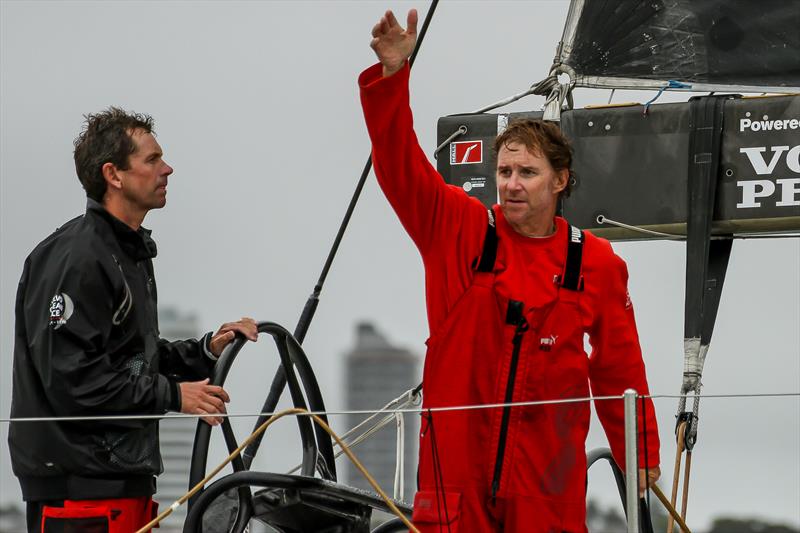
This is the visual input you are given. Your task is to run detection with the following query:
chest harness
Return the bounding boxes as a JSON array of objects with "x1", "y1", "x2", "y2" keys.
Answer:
[
  {"x1": 423, "y1": 212, "x2": 587, "y2": 522},
  {"x1": 474, "y1": 210, "x2": 585, "y2": 289}
]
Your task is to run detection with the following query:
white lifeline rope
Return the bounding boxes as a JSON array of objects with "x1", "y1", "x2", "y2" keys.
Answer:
[
  {"x1": 0, "y1": 395, "x2": 621, "y2": 424},
  {"x1": 3, "y1": 392, "x2": 798, "y2": 424}
]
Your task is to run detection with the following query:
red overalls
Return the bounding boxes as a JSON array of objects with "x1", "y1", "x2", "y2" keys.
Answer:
[
  {"x1": 358, "y1": 60, "x2": 659, "y2": 533},
  {"x1": 412, "y1": 216, "x2": 590, "y2": 533}
]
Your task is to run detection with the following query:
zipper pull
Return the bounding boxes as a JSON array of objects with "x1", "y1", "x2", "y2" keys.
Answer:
[
  {"x1": 506, "y1": 300, "x2": 529, "y2": 342},
  {"x1": 505, "y1": 300, "x2": 525, "y2": 326}
]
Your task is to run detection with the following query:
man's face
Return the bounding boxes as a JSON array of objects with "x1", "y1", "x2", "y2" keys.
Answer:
[
  {"x1": 116, "y1": 128, "x2": 173, "y2": 213},
  {"x1": 496, "y1": 141, "x2": 567, "y2": 234}
]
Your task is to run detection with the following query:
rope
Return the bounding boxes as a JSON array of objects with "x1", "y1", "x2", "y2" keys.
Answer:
[
  {"x1": 596, "y1": 215, "x2": 800, "y2": 241},
  {"x1": 682, "y1": 450, "x2": 692, "y2": 524},
  {"x1": 596, "y1": 215, "x2": 686, "y2": 240},
  {"x1": 651, "y1": 484, "x2": 693, "y2": 533},
  {"x1": 650, "y1": 392, "x2": 799, "y2": 399},
  {"x1": 286, "y1": 387, "x2": 421, "y2": 476},
  {"x1": 667, "y1": 421, "x2": 687, "y2": 533},
  {"x1": 472, "y1": 73, "x2": 563, "y2": 114},
  {"x1": 426, "y1": 410, "x2": 451, "y2": 533},
  {"x1": 3, "y1": 392, "x2": 798, "y2": 424},
  {"x1": 433, "y1": 125, "x2": 467, "y2": 159},
  {"x1": 134, "y1": 407, "x2": 418, "y2": 533},
  {"x1": 643, "y1": 80, "x2": 691, "y2": 115}
]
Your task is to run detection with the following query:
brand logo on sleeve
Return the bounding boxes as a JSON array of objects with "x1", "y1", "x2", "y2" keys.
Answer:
[
  {"x1": 450, "y1": 141, "x2": 483, "y2": 165},
  {"x1": 49, "y1": 293, "x2": 74, "y2": 329}
]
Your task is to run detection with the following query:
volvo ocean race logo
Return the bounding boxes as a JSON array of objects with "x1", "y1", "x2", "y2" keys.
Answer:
[
  {"x1": 49, "y1": 293, "x2": 74, "y2": 329},
  {"x1": 736, "y1": 111, "x2": 800, "y2": 209},
  {"x1": 736, "y1": 145, "x2": 800, "y2": 208}
]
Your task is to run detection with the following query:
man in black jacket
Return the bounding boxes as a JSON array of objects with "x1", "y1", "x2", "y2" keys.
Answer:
[{"x1": 9, "y1": 108, "x2": 259, "y2": 532}]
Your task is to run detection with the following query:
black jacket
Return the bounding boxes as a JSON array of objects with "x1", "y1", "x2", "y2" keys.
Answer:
[{"x1": 9, "y1": 199, "x2": 215, "y2": 501}]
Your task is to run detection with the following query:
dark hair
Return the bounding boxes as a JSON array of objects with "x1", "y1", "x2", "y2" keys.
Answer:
[
  {"x1": 73, "y1": 107, "x2": 155, "y2": 201},
  {"x1": 493, "y1": 119, "x2": 575, "y2": 198}
]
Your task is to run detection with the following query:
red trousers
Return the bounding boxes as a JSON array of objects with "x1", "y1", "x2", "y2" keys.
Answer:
[{"x1": 36, "y1": 497, "x2": 158, "y2": 533}]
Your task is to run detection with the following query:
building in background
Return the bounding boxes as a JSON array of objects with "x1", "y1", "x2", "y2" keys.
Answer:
[
  {"x1": 344, "y1": 322, "x2": 420, "y2": 503},
  {"x1": 155, "y1": 306, "x2": 202, "y2": 531}
]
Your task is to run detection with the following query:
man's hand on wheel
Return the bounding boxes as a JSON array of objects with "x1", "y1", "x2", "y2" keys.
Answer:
[
  {"x1": 180, "y1": 379, "x2": 230, "y2": 426},
  {"x1": 209, "y1": 317, "x2": 258, "y2": 357}
]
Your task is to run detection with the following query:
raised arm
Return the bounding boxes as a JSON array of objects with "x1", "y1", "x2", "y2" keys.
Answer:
[{"x1": 361, "y1": 9, "x2": 486, "y2": 258}]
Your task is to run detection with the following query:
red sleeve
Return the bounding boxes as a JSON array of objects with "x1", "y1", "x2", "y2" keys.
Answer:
[
  {"x1": 359, "y1": 62, "x2": 484, "y2": 259},
  {"x1": 587, "y1": 244, "x2": 660, "y2": 471}
]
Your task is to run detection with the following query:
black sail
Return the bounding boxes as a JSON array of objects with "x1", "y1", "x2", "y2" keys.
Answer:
[{"x1": 558, "y1": 0, "x2": 800, "y2": 91}]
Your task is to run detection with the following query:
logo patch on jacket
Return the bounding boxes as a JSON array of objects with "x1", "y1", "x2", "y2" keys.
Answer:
[
  {"x1": 539, "y1": 334, "x2": 558, "y2": 351},
  {"x1": 49, "y1": 293, "x2": 74, "y2": 329}
]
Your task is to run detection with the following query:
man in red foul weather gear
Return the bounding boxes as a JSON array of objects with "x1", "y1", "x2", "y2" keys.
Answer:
[{"x1": 361, "y1": 9, "x2": 661, "y2": 532}]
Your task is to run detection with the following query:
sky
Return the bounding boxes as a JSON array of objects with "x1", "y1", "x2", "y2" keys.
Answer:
[{"x1": 1, "y1": 1, "x2": 798, "y2": 530}]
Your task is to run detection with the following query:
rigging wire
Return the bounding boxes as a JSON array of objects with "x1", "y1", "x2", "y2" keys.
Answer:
[
  {"x1": 301, "y1": 0, "x2": 441, "y2": 335},
  {"x1": 473, "y1": 74, "x2": 559, "y2": 114},
  {"x1": 285, "y1": 387, "x2": 421, "y2": 477},
  {"x1": 242, "y1": 0, "x2": 440, "y2": 469}
]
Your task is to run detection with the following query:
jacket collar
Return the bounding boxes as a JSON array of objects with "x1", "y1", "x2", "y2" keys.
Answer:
[{"x1": 86, "y1": 198, "x2": 158, "y2": 261}]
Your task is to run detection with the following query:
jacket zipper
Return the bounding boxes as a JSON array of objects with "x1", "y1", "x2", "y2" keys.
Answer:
[{"x1": 491, "y1": 315, "x2": 529, "y2": 500}]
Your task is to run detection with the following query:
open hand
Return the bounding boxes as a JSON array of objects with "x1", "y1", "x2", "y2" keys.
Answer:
[
  {"x1": 209, "y1": 317, "x2": 258, "y2": 357},
  {"x1": 370, "y1": 9, "x2": 418, "y2": 77},
  {"x1": 180, "y1": 378, "x2": 230, "y2": 426}
]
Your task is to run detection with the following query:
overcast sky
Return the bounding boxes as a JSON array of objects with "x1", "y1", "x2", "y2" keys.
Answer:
[{"x1": 1, "y1": 1, "x2": 798, "y2": 530}]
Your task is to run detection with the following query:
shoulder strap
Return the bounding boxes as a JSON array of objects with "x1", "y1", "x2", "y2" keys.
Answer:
[
  {"x1": 474, "y1": 209, "x2": 498, "y2": 273},
  {"x1": 558, "y1": 225, "x2": 585, "y2": 291}
]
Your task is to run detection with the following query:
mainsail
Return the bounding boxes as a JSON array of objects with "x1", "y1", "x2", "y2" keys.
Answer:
[{"x1": 555, "y1": 0, "x2": 800, "y2": 93}]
